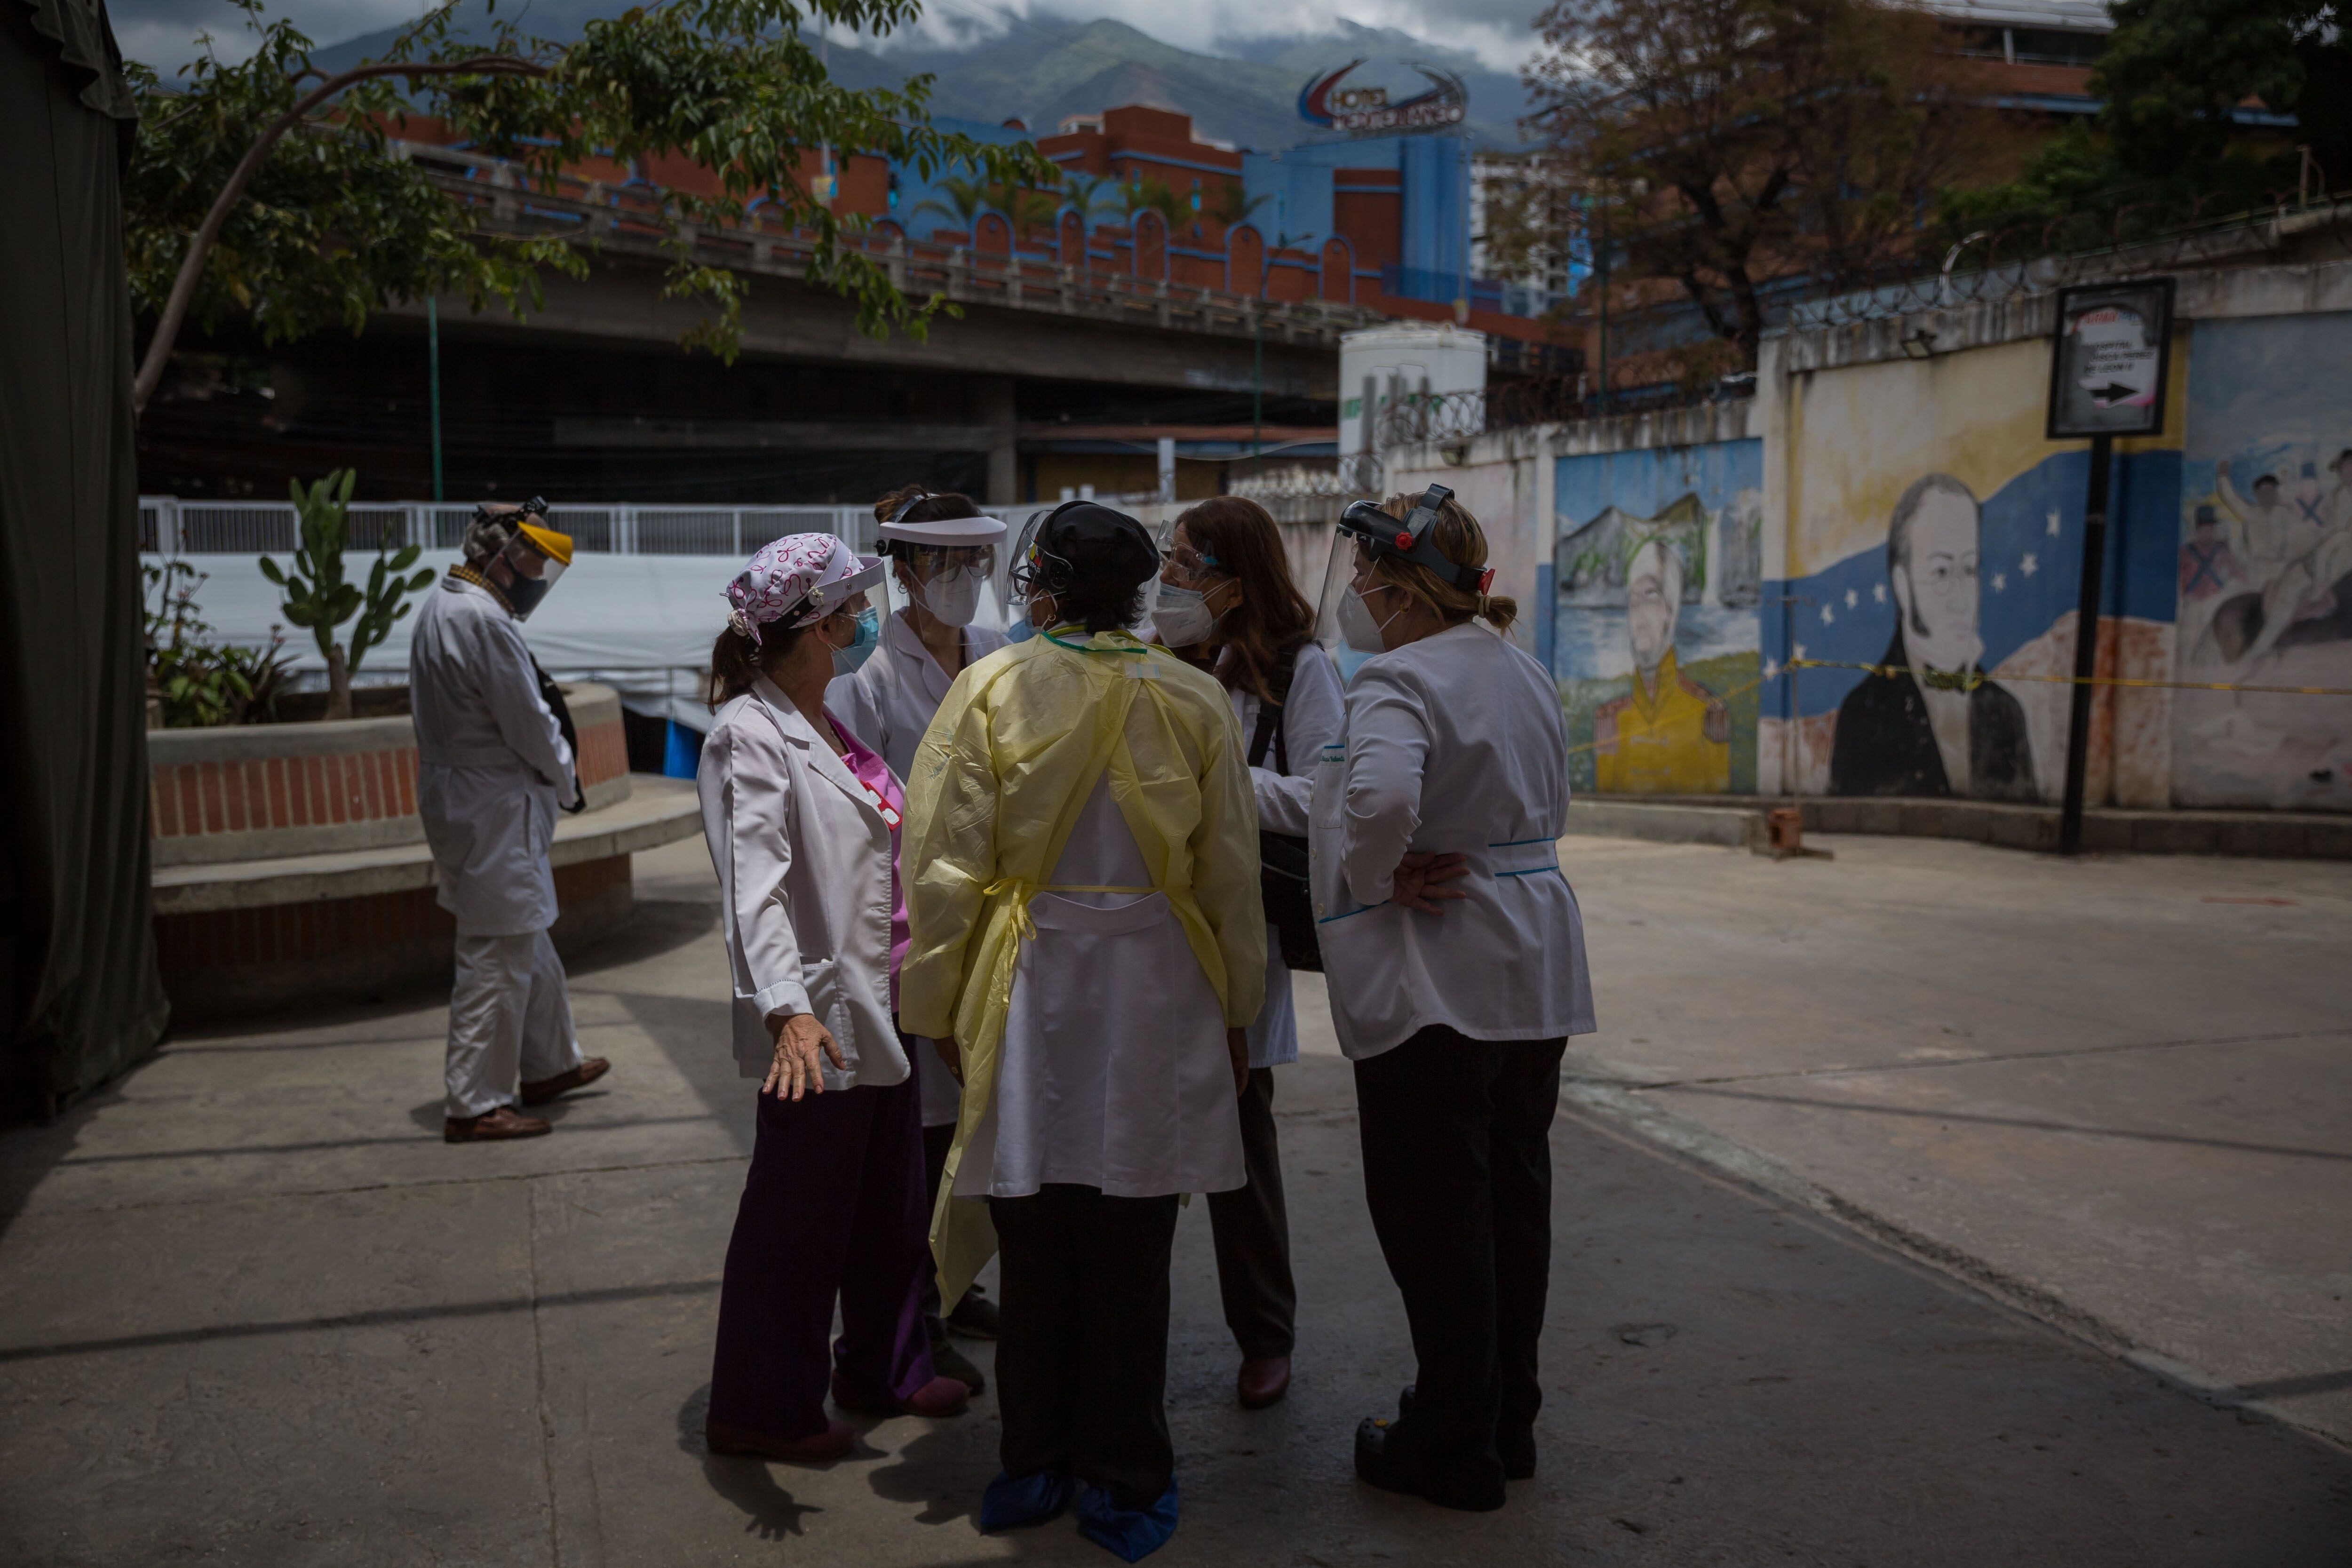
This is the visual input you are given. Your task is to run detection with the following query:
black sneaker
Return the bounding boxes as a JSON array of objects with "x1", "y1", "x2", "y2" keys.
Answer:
[
  {"x1": 946, "y1": 1287, "x2": 1001, "y2": 1340},
  {"x1": 1353, "y1": 1415, "x2": 1506, "y2": 1513}
]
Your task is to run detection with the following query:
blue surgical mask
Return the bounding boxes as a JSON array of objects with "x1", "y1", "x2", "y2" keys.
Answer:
[
  {"x1": 831, "y1": 606, "x2": 881, "y2": 675},
  {"x1": 1006, "y1": 614, "x2": 1037, "y2": 644}
]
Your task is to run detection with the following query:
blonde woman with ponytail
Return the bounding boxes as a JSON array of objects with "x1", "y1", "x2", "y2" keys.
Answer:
[{"x1": 1313, "y1": 487, "x2": 1595, "y2": 1513}]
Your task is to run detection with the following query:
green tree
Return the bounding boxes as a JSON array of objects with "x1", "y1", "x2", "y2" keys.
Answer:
[
  {"x1": 257, "y1": 470, "x2": 435, "y2": 720},
  {"x1": 1205, "y1": 183, "x2": 1272, "y2": 231},
  {"x1": 1949, "y1": 0, "x2": 2352, "y2": 236},
  {"x1": 1116, "y1": 175, "x2": 1190, "y2": 227},
  {"x1": 908, "y1": 173, "x2": 990, "y2": 231},
  {"x1": 127, "y1": 0, "x2": 1057, "y2": 413},
  {"x1": 1057, "y1": 171, "x2": 1120, "y2": 223},
  {"x1": 1501, "y1": 0, "x2": 2001, "y2": 368}
]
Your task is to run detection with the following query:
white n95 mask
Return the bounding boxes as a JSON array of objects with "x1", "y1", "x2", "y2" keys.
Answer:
[
  {"x1": 1337, "y1": 585, "x2": 1396, "y2": 653},
  {"x1": 1150, "y1": 581, "x2": 1219, "y2": 647},
  {"x1": 913, "y1": 568, "x2": 983, "y2": 629}
]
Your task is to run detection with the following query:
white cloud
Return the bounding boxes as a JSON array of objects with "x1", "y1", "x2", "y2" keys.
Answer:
[
  {"x1": 117, "y1": 0, "x2": 1546, "y2": 75},
  {"x1": 898, "y1": 0, "x2": 1541, "y2": 73}
]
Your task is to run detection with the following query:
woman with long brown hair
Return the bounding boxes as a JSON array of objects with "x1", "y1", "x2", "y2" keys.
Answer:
[
  {"x1": 1147, "y1": 495, "x2": 1343, "y2": 1412},
  {"x1": 695, "y1": 533, "x2": 970, "y2": 1464}
]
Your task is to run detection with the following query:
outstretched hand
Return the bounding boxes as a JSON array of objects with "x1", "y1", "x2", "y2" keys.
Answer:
[
  {"x1": 1391, "y1": 851, "x2": 1471, "y2": 915},
  {"x1": 766, "y1": 1013, "x2": 846, "y2": 1100},
  {"x1": 934, "y1": 1035, "x2": 965, "y2": 1086}
]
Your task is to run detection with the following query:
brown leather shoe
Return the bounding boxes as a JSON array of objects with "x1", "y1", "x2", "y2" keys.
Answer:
[
  {"x1": 705, "y1": 1418, "x2": 853, "y2": 1464},
  {"x1": 444, "y1": 1105, "x2": 552, "y2": 1143},
  {"x1": 521, "y1": 1056, "x2": 610, "y2": 1106},
  {"x1": 1237, "y1": 1355, "x2": 1292, "y2": 1409}
]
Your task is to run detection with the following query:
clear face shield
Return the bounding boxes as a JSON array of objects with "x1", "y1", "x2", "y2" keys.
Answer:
[
  {"x1": 1001, "y1": 510, "x2": 1061, "y2": 640},
  {"x1": 1312, "y1": 529, "x2": 1386, "y2": 672},
  {"x1": 895, "y1": 542, "x2": 999, "y2": 629},
  {"x1": 496, "y1": 514, "x2": 572, "y2": 621}
]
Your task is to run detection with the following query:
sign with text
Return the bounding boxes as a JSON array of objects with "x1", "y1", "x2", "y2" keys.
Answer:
[
  {"x1": 2045, "y1": 278, "x2": 2174, "y2": 439},
  {"x1": 1298, "y1": 60, "x2": 1467, "y2": 136}
]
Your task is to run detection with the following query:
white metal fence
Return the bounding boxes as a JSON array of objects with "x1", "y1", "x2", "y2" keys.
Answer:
[{"x1": 138, "y1": 498, "x2": 883, "y2": 557}]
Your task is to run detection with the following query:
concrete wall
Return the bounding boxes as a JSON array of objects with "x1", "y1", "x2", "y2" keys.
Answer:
[{"x1": 1402, "y1": 255, "x2": 2352, "y2": 812}]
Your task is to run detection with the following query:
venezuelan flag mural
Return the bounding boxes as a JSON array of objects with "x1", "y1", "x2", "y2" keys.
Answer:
[{"x1": 1758, "y1": 335, "x2": 2183, "y2": 805}]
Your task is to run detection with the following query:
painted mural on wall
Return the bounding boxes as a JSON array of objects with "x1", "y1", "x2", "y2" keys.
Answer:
[
  {"x1": 1553, "y1": 442, "x2": 1762, "y2": 794},
  {"x1": 2172, "y1": 313, "x2": 2352, "y2": 811},
  {"x1": 1760, "y1": 337, "x2": 2180, "y2": 805}
]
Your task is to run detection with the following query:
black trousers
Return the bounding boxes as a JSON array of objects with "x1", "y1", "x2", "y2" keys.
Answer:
[
  {"x1": 1206, "y1": 1066, "x2": 1297, "y2": 1359},
  {"x1": 1355, "y1": 1026, "x2": 1567, "y2": 1495},
  {"x1": 990, "y1": 1185, "x2": 1182, "y2": 1510}
]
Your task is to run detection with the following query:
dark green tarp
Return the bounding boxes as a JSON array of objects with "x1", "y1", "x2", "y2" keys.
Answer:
[{"x1": 1, "y1": 0, "x2": 168, "y2": 1117}]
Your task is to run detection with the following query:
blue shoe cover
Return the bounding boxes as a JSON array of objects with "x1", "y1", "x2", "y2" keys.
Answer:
[
  {"x1": 980, "y1": 1469, "x2": 1076, "y2": 1532},
  {"x1": 1074, "y1": 1481, "x2": 1180, "y2": 1561}
]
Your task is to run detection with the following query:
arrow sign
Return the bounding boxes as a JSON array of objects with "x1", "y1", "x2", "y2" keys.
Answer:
[{"x1": 2046, "y1": 279, "x2": 2172, "y2": 438}]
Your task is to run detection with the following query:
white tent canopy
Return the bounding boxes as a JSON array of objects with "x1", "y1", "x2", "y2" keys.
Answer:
[{"x1": 145, "y1": 550, "x2": 1015, "y2": 732}]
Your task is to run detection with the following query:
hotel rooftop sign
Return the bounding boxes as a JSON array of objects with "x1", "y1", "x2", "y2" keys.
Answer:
[{"x1": 1298, "y1": 60, "x2": 1468, "y2": 136}]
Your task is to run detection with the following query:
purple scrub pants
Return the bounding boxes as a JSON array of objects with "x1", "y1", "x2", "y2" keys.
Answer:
[{"x1": 707, "y1": 1067, "x2": 936, "y2": 1439}]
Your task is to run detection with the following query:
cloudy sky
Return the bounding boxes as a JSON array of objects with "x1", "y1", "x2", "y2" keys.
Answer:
[{"x1": 112, "y1": 0, "x2": 1548, "y2": 79}]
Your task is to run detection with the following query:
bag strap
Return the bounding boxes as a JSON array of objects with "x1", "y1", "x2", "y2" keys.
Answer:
[{"x1": 1248, "y1": 700, "x2": 1279, "y2": 769}]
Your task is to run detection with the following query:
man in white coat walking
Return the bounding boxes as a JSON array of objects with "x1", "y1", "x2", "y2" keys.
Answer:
[{"x1": 412, "y1": 503, "x2": 610, "y2": 1142}]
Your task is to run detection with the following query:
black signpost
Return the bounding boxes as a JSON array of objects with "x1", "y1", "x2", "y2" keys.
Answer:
[{"x1": 2045, "y1": 278, "x2": 2174, "y2": 856}]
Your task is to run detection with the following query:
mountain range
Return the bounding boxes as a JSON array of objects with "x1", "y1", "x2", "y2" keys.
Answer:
[{"x1": 310, "y1": 13, "x2": 1536, "y2": 152}]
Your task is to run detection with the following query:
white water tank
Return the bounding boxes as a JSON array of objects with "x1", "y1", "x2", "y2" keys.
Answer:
[{"x1": 1339, "y1": 322, "x2": 1488, "y2": 467}]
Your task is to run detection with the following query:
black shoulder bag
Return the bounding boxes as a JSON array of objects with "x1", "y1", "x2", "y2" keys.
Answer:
[
  {"x1": 531, "y1": 656, "x2": 589, "y2": 815},
  {"x1": 1248, "y1": 691, "x2": 1323, "y2": 973}
]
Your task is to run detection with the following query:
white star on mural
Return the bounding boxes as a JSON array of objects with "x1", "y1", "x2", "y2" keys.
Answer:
[
  {"x1": 1991, "y1": 571, "x2": 2007, "y2": 592},
  {"x1": 1793, "y1": 642, "x2": 1809, "y2": 661},
  {"x1": 2046, "y1": 510, "x2": 2063, "y2": 538},
  {"x1": 1820, "y1": 604, "x2": 1836, "y2": 625},
  {"x1": 2020, "y1": 552, "x2": 2038, "y2": 577},
  {"x1": 1764, "y1": 657, "x2": 1781, "y2": 680},
  {"x1": 1844, "y1": 588, "x2": 1859, "y2": 610},
  {"x1": 1872, "y1": 582, "x2": 1888, "y2": 604}
]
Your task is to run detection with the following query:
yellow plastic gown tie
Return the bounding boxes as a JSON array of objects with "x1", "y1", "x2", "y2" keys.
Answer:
[
  {"x1": 897, "y1": 626, "x2": 1266, "y2": 1311},
  {"x1": 982, "y1": 877, "x2": 1160, "y2": 942}
]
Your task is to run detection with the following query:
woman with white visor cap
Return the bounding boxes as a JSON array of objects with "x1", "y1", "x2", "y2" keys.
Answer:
[
  {"x1": 1306, "y1": 486, "x2": 1595, "y2": 1512},
  {"x1": 826, "y1": 486, "x2": 1011, "y2": 1392},
  {"x1": 698, "y1": 533, "x2": 970, "y2": 1465}
]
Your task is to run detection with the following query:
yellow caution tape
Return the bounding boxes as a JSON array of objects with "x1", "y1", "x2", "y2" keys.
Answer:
[{"x1": 1783, "y1": 658, "x2": 2352, "y2": 699}]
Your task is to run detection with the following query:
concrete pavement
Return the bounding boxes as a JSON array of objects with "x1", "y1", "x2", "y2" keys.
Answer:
[
  {"x1": 1, "y1": 834, "x2": 2347, "y2": 1565},
  {"x1": 1555, "y1": 829, "x2": 2352, "y2": 1448}
]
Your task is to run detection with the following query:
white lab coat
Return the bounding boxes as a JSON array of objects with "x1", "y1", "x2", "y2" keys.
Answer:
[
  {"x1": 1311, "y1": 621, "x2": 1596, "y2": 1060},
  {"x1": 698, "y1": 677, "x2": 909, "y2": 1088},
  {"x1": 827, "y1": 610, "x2": 1010, "y2": 779},
  {"x1": 826, "y1": 608, "x2": 1007, "y2": 1123},
  {"x1": 953, "y1": 778, "x2": 1244, "y2": 1200},
  {"x1": 410, "y1": 576, "x2": 577, "y2": 937},
  {"x1": 1225, "y1": 643, "x2": 1345, "y2": 1070}
]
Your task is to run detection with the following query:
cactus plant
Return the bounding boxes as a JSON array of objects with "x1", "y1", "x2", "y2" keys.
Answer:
[{"x1": 259, "y1": 470, "x2": 435, "y2": 720}]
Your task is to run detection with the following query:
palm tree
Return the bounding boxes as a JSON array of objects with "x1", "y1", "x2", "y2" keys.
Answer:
[
  {"x1": 1207, "y1": 183, "x2": 1274, "y2": 232},
  {"x1": 1116, "y1": 175, "x2": 1189, "y2": 227},
  {"x1": 907, "y1": 174, "x2": 990, "y2": 235},
  {"x1": 1057, "y1": 171, "x2": 1119, "y2": 223},
  {"x1": 988, "y1": 179, "x2": 1059, "y2": 234}
]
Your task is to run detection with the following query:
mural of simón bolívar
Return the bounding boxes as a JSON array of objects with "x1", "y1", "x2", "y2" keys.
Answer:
[{"x1": 1830, "y1": 473, "x2": 2038, "y2": 801}]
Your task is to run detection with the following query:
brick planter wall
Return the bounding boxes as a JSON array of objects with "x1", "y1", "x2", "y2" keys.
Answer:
[{"x1": 148, "y1": 685, "x2": 642, "y2": 1024}]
